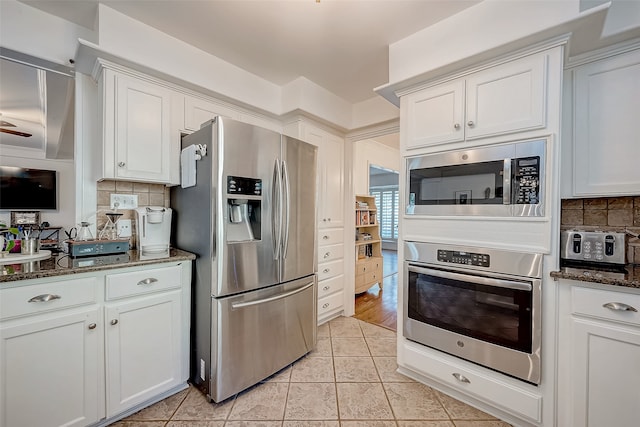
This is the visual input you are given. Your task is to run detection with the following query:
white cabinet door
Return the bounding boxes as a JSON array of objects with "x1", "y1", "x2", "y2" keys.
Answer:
[
  {"x1": 404, "y1": 80, "x2": 465, "y2": 148},
  {"x1": 184, "y1": 95, "x2": 239, "y2": 131},
  {"x1": 570, "y1": 318, "x2": 640, "y2": 427},
  {"x1": 466, "y1": 54, "x2": 546, "y2": 140},
  {"x1": 105, "y1": 290, "x2": 182, "y2": 416},
  {"x1": 0, "y1": 307, "x2": 100, "y2": 427},
  {"x1": 572, "y1": 49, "x2": 640, "y2": 196}
]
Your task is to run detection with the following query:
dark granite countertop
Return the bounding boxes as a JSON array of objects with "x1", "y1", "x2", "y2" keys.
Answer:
[
  {"x1": 550, "y1": 264, "x2": 640, "y2": 289},
  {"x1": 0, "y1": 248, "x2": 195, "y2": 283}
]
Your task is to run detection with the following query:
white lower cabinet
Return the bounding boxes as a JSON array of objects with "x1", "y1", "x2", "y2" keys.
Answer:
[
  {"x1": 0, "y1": 261, "x2": 191, "y2": 427},
  {"x1": 105, "y1": 290, "x2": 182, "y2": 416},
  {"x1": 0, "y1": 307, "x2": 100, "y2": 427},
  {"x1": 558, "y1": 282, "x2": 640, "y2": 427}
]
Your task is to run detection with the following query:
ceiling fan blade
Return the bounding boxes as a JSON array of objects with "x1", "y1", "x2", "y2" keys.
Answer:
[
  {"x1": 0, "y1": 128, "x2": 32, "y2": 137},
  {"x1": 0, "y1": 120, "x2": 16, "y2": 127}
]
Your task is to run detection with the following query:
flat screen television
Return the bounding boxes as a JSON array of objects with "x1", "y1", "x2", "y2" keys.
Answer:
[{"x1": 0, "y1": 166, "x2": 57, "y2": 210}]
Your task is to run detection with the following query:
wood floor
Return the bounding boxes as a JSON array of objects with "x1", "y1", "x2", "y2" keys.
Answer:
[{"x1": 354, "y1": 249, "x2": 398, "y2": 331}]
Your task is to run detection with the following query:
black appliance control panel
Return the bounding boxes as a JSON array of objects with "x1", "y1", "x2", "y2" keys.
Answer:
[
  {"x1": 514, "y1": 156, "x2": 540, "y2": 204},
  {"x1": 227, "y1": 176, "x2": 262, "y2": 196},
  {"x1": 437, "y1": 249, "x2": 490, "y2": 267}
]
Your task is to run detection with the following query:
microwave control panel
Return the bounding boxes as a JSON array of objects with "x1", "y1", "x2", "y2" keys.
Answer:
[
  {"x1": 437, "y1": 250, "x2": 490, "y2": 267},
  {"x1": 514, "y1": 156, "x2": 540, "y2": 204}
]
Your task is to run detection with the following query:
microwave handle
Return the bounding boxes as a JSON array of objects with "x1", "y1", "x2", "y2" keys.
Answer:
[
  {"x1": 407, "y1": 263, "x2": 532, "y2": 291},
  {"x1": 503, "y1": 159, "x2": 512, "y2": 205}
]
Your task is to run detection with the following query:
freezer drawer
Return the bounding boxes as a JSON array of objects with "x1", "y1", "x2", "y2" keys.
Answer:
[{"x1": 208, "y1": 275, "x2": 317, "y2": 402}]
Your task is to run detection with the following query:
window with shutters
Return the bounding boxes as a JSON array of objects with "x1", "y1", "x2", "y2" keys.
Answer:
[{"x1": 370, "y1": 187, "x2": 399, "y2": 240}]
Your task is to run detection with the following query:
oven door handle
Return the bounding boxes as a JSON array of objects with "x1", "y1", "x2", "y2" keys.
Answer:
[{"x1": 408, "y1": 264, "x2": 532, "y2": 291}]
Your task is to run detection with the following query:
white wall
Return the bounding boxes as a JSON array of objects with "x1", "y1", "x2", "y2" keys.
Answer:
[{"x1": 353, "y1": 138, "x2": 401, "y2": 195}]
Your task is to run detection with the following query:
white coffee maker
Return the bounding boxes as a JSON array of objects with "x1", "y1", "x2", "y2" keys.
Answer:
[{"x1": 135, "y1": 207, "x2": 172, "y2": 254}]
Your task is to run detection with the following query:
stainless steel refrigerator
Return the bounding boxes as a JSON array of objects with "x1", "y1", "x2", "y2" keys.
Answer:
[{"x1": 171, "y1": 117, "x2": 317, "y2": 402}]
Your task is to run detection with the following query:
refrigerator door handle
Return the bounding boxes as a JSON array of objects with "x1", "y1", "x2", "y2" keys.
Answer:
[
  {"x1": 230, "y1": 281, "x2": 314, "y2": 309},
  {"x1": 272, "y1": 159, "x2": 282, "y2": 260},
  {"x1": 282, "y1": 159, "x2": 290, "y2": 259}
]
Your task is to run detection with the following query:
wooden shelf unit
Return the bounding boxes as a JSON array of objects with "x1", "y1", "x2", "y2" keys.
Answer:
[{"x1": 355, "y1": 195, "x2": 383, "y2": 294}]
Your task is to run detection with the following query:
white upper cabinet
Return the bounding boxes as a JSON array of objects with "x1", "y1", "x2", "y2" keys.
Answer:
[
  {"x1": 403, "y1": 53, "x2": 547, "y2": 150},
  {"x1": 570, "y1": 47, "x2": 640, "y2": 196},
  {"x1": 184, "y1": 95, "x2": 239, "y2": 131}
]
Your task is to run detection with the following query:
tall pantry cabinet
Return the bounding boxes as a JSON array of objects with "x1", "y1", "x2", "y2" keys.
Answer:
[{"x1": 284, "y1": 119, "x2": 347, "y2": 324}]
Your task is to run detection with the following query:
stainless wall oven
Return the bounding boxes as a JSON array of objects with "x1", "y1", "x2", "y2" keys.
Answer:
[
  {"x1": 406, "y1": 138, "x2": 545, "y2": 217},
  {"x1": 404, "y1": 241, "x2": 543, "y2": 384}
]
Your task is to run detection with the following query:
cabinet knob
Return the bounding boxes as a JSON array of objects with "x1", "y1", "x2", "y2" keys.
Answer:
[
  {"x1": 467, "y1": 121, "x2": 475, "y2": 127},
  {"x1": 323, "y1": 268, "x2": 330, "y2": 273},
  {"x1": 323, "y1": 235, "x2": 329, "y2": 240},
  {"x1": 118, "y1": 161, "x2": 126, "y2": 167},
  {"x1": 323, "y1": 286, "x2": 330, "y2": 291},
  {"x1": 324, "y1": 252, "x2": 331, "y2": 258},
  {"x1": 88, "y1": 323, "x2": 97, "y2": 330},
  {"x1": 452, "y1": 373, "x2": 471, "y2": 383},
  {"x1": 322, "y1": 303, "x2": 330, "y2": 309},
  {"x1": 327, "y1": 218, "x2": 331, "y2": 221},
  {"x1": 110, "y1": 319, "x2": 119, "y2": 326},
  {"x1": 454, "y1": 123, "x2": 461, "y2": 130},
  {"x1": 603, "y1": 302, "x2": 638, "y2": 312}
]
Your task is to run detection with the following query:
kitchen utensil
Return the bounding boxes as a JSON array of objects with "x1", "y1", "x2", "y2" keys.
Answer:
[
  {"x1": 21, "y1": 237, "x2": 40, "y2": 255},
  {"x1": 100, "y1": 212, "x2": 123, "y2": 240},
  {"x1": 77, "y1": 222, "x2": 93, "y2": 241}
]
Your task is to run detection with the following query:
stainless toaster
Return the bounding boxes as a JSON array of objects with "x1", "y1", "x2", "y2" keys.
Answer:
[{"x1": 560, "y1": 230, "x2": 626, "y2": 265}]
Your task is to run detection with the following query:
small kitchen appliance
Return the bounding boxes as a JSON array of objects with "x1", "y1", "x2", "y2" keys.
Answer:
[
  {"x1": 135, "y1": 206, "x2": 172, "y2": 254},
  {"x1": 560, "y1": 230, "x2": 626, "y2": 266}
]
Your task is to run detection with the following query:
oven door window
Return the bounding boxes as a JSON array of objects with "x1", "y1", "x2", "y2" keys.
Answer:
[
  {"x1": 407, "y1": 269, "x2": 532, "y2": 353},
  {"x1": 409, "y1": 160, "x2": 505, "y2": 206}
]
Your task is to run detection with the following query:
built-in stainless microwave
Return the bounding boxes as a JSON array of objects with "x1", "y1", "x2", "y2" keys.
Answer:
[{"x1": 406, "y1": 139, "x2": 545, "y2": 217}]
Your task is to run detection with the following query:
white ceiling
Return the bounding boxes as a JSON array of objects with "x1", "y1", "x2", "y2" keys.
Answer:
[{"x1": 21, "y1": 0, "x2": 480, "y2": 103}]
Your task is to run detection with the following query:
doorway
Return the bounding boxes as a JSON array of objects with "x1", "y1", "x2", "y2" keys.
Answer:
[{"x1": 354, "y1": 164, "x2": 399, "y2": 331}]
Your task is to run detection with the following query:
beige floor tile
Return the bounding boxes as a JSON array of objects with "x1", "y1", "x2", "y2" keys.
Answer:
[
  {"x1": 284, "y1": 383, "x2": 338, "y2": 420},
  {"x1": 358, "y1": 321, "x2": 396, "y2": 339},
  {"x1": 373, "y1": 357, "x2": 414, "y2": 383},
  {"x1": 398, "y1": 422, "x2": 454, "y2": 427},
  {"x1": 336, "y1": 383, "x2": 394, "y2": 420},
  {"x1": 309, "y1": 337, "x2": 332, "y2": 357},
  {"x1": 317, "y1": 323, "x2": 330, "y2": 337},
  {"x1": 262, "y1": 365, "x2": 292, "y2": 383},
  {"x1": 365, "y1": 337, "x2": 397, "y2": 357},
  {"x1": 333, "y1": 357, "x2": 380, "y2": 382},
  {"x1": 453, "y1": 421, "x2": 513, "y2": 427},
  {"x1": 171, "y1": 388, "x2": 234, "y2": 420},
  {"x1": 110, "y1": 422, "x2": 166, "y2": 427},
  {"x1": 228, "y1": 382, "x2": 289, "y2": 420},
  {"x1": 290, "y1": 356, "x2": 335, "y2": 382},
  {"x1": 125, "y1": 388, "x2": 189, "y2": 420},
  {"x1": 383, "y1": 382, "x2": 449, "y2": 420},
  {"x1": 435, "y1": 391, "x2": 497, "y2": 420},
  {"x1": 224, "y1": 422, "x2": 283, "y2": 427},
  {"x1": 329, "y1": 317, "x2": 364, "y2": 337},
  {"x1": 166, "y1": 421, "x2": 225, "y2": 427},
  {"x1": 332, "y1": 337, "x2": 370, "y2": 356},
  {"x1": 341, "y1": 421, "x2": 397, "y2": 427},
  {"x1": 282, "y1": 422, "x2": 339, "y2": 427}
]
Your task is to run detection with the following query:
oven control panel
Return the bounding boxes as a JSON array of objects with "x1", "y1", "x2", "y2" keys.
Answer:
[{"x1": 437, "y1": 249, "x2": 490, "y2": 267}]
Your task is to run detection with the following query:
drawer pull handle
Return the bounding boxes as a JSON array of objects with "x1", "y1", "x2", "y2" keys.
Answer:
[
  {"x1": 603, "y1": 302, "x2": 638, "y2": 312},
  {"x1": 323, "y1": 235, "x2": 329, "y2": 240},
  {"x1": 323, "y1": 268, "x2": 330, "y2": 273},
  {"x1": 110, "y1": 319, "x2": 118, "y2": 326},
  {"x1": 322, "y1": 303, "x2": 330, "y2": 309},
  {"x1": 324, "y1": 252, "x2": 331, "y2": 258},
  {"x1": 137, "y1": 278, "x2": 159, "y2": 286},
  {"x1": 88, "y1": 323, "x2": 97, "y2": 330},
  {"x1": 323, "y1": 286, "x2": 330, "y2": 291},
  {"x1": 28, "y1": 294, "x2": 61, "y2": 303},
  {"x1": 452, "y1": 373, "x2": 470, "y2": 383}
]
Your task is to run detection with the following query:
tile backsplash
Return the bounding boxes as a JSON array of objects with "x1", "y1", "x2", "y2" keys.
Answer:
[
  {"x1": 561, "y1": 196, "x2": 640, "y2": 264},
  {"x1": 96, "y1": 180, "x2": 170, "y2": 248}
]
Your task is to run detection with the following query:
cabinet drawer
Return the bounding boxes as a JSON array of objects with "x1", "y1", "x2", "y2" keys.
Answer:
[
  {"x1": 0, "y1": 277, "x2": 98, "y2": 320},
  {"x1": 365, "y1": 270, "x2": 382, "y2": 284},
  {"x1": 572, "y1": 286, "x2": 640, "y2": 326},
  {"x1": 318, "y1": 259, "x2": 344, "y2": 282},
  {"x1": 317, "y1": 244, "x2": 343, "y2": 264},
  {"x1": 318, "y1": 275, "x2": 343, "y2": 299},
  {"x1": 106, "y1": 265, "x2": 181, "y2": 300},
  {"x1": 319, "y1": 229, "x2": 343, "y2": 246},
  {"x1": 318, "y1": 291, "x2": 344, "y2": 317}
]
